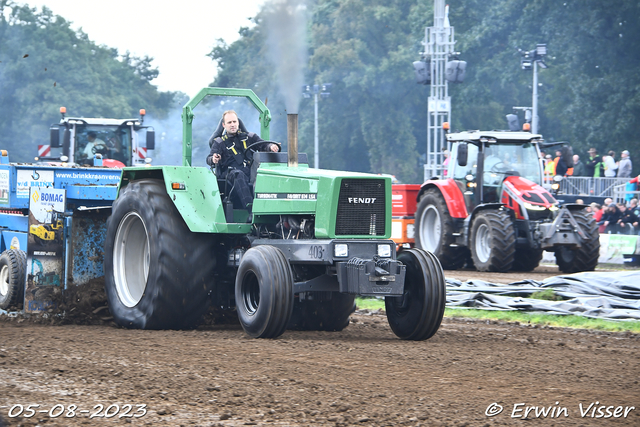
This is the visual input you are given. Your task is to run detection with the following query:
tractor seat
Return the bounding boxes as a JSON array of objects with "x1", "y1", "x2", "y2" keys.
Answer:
[{"x1": 208, "y1": 117, "x2": 249, "y2": 148}]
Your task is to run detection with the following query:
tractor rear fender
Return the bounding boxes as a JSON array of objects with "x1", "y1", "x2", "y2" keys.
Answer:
[
  {"x1": 417, "y1": 179, "x2": 468, "y2": 219},
  {"x1": 118, "y1": 166, "x2": 245, "y2": 234}
]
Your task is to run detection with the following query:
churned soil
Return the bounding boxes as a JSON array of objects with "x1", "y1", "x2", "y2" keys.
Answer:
[{"x1": 1, "y1": 265, "x2": 639, "y2": 426}]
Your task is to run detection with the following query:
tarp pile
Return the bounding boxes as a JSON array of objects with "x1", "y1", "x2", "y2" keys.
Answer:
[{"x1": 446, "y1": 271, "x2": 640, "y2": 320}]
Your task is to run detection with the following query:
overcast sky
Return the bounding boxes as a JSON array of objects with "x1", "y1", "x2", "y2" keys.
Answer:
[{"x1": 20, "y1": 0, "x2": 266, "y2": 97}]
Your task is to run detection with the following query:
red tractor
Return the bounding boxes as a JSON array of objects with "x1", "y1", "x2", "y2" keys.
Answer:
[{"x1": 393, "y1": 130, "x2": 599, "y2": 273}]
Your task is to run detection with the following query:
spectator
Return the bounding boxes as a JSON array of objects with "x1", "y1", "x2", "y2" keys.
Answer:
[
  {"x1": 593, "y1": 203, "x2": 606, "y2": 232},
  {"x1": 572, "y1": 154, "x2": 587, "y2": 176},
  {"x1": 544, "y1": 154, "x2": 555, "y2": 177},
  {"x1": 618, "y1": 203, "x2": 639, "y2": 235},
  {"x1": 629, "y1": 198, "x2": 640, "y2": 218},
  {"x1": 618, "y1": 150, "x2": 632, "y2": 177},
  {"x1": 601, "y1": 203, "x2": 622, "y2": 234},
  {"x1": 588, "y1": 202, "x2": 600, "y2": 215},
  {"x1": 576, "y1": 198, "x2": 584, "y2": 204},
  {"x1": 603, "y1": 150, "x2": 618, "y2": 177},
  {"x1": 603, "y1": 197, "x2": 613, "y2": 207},
  {"x1": 554, "y1": 149, "x2": 568, "y2": 176},
  {"x1": 586, "y1": 148, "x2": 603, "y2": 177}
]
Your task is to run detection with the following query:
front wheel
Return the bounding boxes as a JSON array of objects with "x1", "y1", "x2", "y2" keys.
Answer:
[
  {"x1": 104, "y1": 179, "x2": 215, "y2": 329},
  {"x1": 469, "y1": 209, "x2": 516, "y2": 272},
  {"x1": 385, "y1": 248, "x2": 445, "y2": 340},
  {"x1": 555, "y1": 210, "x2": 600, "y2": 273},
  {"x1": 0, "y1": 249, "x2": 27, "y2": 310},
  {"x1": 235, "y1": 245, "x2": 294, "y2": 338}
]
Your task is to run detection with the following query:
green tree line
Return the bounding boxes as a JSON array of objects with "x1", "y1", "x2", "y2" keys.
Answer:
[
  {"x1": 0, "y1": 1, "x2": 176, "y2": 161},
  {"x1": 211, "y1": 0, "x2": 640, "y2": 183}
]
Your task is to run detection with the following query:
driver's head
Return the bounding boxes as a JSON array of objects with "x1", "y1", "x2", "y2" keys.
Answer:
[
  {"x1": 87, "y1": 131, "x2": 97, "y2": 142},
  {"x1": 222, "y1": 110, "x2": 239, "y2": 135}
]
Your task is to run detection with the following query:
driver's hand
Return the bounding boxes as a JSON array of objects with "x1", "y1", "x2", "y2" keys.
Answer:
[
  {"x1": 269, "y1": 144, "x2": 278, "y2": 152},
  {"x1": 212, "y1": 153, "x2": 221, "y2": 163}
]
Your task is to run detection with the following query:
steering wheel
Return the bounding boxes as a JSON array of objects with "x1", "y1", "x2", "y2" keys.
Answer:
[
  {"x1": 489, "y1": 161, "x2": 508, "y2": 173},
  {"x1": 91, "y1": 143, "x2": 109, "y2": 155},
  {"x1": 243, "y1": 140, "x2": 281, "y2": 163}
]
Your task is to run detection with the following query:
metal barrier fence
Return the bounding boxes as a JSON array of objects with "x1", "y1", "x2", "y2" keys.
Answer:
[
  {"x1": 612, "y1": 183, "x2": 640, "y2": 203},
  {"x1": 555, "y1": 177, "x2": 634, "y2": 198}
]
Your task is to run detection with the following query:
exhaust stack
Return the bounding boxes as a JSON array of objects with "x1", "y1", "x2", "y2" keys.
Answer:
[{"x1": 287, "y1": 114, "x2": 298, "y2": 167}]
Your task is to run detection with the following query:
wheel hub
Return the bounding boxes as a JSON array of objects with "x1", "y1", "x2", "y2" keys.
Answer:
[
  {"x1": 475, "y1": 223, "x2": 491, "y2": 263},
  {"x1": 420, "y1": 205, "x2": 441, "y2": 252},
  {"x1": 241, "y1": 272, "x2": 260, "y2": 315},
  {"x1": 0, "y1": 265, "x2": 8, "y2": 297},
  {"x1": 113, "y1": 212, "x2": 150, "y2": 307}
]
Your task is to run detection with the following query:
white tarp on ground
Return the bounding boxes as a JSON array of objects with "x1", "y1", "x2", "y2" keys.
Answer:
[{"x1": 446, "y1": 271, "x2": 640, "y2": 320}]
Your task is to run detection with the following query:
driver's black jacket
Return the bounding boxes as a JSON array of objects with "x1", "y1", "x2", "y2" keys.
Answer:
[{"x1": 206, "y1": 131, "x2": 270, "y2": 177}]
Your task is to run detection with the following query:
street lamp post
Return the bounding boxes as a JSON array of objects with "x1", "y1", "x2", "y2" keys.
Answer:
[
  {"x1": 303, "y1": 84, "x2": 331, "y2": 168},
  {"x1": 518, "y1": 44, "x2": 547, "y2": 134}
]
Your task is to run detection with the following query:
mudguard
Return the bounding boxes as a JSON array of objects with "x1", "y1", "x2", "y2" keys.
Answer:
[{"x1": 419, "y1": 179, "x2": 468, "y2": 218}]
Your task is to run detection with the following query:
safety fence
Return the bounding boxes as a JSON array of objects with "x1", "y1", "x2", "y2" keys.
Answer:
[{"x1": 549, "y1": 176, "x2": 635, "y2": 199}]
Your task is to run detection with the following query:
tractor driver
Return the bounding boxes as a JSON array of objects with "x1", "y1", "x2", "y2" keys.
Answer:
[
  {"x1": 206, "y1": 110, "x2": 278, "y2": 212},
  {"x1": 83, "y1": 131, "x2": 107, "y2": 158}
]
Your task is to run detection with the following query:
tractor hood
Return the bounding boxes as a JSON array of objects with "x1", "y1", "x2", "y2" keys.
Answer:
[
  {"x1": 501, "y1": 175, "x2": 558, "y2": 220},
  {"x1": 253, "y1": 160, "x2": 392, "y2": 239}
]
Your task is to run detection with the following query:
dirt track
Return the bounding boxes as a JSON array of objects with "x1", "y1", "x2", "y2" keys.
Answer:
[{"x1": 1, "y1": 265, "x2": 639, "y2": 426}]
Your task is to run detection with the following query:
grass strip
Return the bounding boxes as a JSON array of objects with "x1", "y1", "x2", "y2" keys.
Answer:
[{"x1": 355, "y1": 297, "x2": 640, "y2": 333}]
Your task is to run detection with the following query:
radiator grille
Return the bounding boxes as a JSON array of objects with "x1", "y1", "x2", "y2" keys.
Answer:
[{"x1": 335, "y1": 179, "x2": 386, "y2": 236}]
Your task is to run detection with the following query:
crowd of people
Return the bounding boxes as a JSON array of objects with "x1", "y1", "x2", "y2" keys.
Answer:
[
  {"x1": 541, "y1": 147, "x2": 634, "y2": 178},
  {"x1": 585, "y1": 197, "x2": 640, "y2": 235}
]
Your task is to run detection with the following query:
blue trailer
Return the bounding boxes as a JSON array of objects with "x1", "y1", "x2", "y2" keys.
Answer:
[{"x1": 0, "y1": 150, "x2": 122, "y2": 313}]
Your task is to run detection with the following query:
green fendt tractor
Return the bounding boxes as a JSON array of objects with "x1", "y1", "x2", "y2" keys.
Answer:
[{"x1": 103, "y1": 88, "x2": 445, "y2": 340}]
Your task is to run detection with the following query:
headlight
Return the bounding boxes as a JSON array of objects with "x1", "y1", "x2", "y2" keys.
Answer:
[
  {"x1": 523, "y1": 202, "x2": 547, "y2": 211},
  {"x1": 551, "y1": 183, "x2": 560, "y2": 190},
  {"x1": 377, "y1": 244, "x2": 391, "y2": 258},
  {"x1": 334, "y1": 244, "x2": 348, "y2": 257}
]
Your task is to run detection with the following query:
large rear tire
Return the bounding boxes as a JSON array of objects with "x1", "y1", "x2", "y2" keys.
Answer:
[
  {"x1": 287, "y1": 292, "x2": 355, "y2": 331},
  {"x1": 414, "y1": 189, "x2": 466, "y2": 270},
  {"x1": 469, "y1": 209, "x2": 516, "y2": 272},
  {"x1": 0, "y1": 249, "x2": 26, "y2": 310},
  {"x1": 385, "y1": 248, "x2": 445, "y2": 341},
  {"x1": 555, "y1": 210, "x2": 600, "y2": 273},
  {"x1": 511, "y1": 247, "x2": 543, "y2": 272},
  {"x1": 104, "y1": 179, "x2": 215, "y2": 329},
  {"x1": 235, "y1": 245, "x2": 294, "y2": 338}
]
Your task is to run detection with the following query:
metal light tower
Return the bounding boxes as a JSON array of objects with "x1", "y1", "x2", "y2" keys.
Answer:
[
  {"x1": 424, "y1": 0, "x2": 456, "y2": 180},
  {"x1": 303, "y1": 84, "x2": 331, "y2": 168},
  {"x1": 518, "y1": 44, "x2": 547, "y2": 134}
]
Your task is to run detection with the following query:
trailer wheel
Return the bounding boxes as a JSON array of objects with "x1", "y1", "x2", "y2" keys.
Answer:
[
  {"x1": 555, "y1": 210, "x2": 600, "y2": 273},
  {"x1": 287, "y1": 292, "x2": 355, "y2": 331},
  {"x1": 104, "y1": 179, "x2": 215, "y2": 329},
  {"x1": 385, "y1": 248, "x2": 445, "y2": 341},
  {"x1": 0, "y1": 249, "x2": 26, "y2": 310},
  {"x1": 469, "y1": 209, "x2": 516, "y2": 272},
  {"x1": 414, "y1": 189, "x2": 466, "y2": 269},
  {"x1": 235, "y1": 245, "x2": 294, "y2": 338},
  {"x1": 512, "y1": 247, "x2": 543, "y2": 272}
]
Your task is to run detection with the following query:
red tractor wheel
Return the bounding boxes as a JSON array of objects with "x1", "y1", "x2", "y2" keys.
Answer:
[{"x1": 469, "y1": 209, "x2": 516, "y2": 272}]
